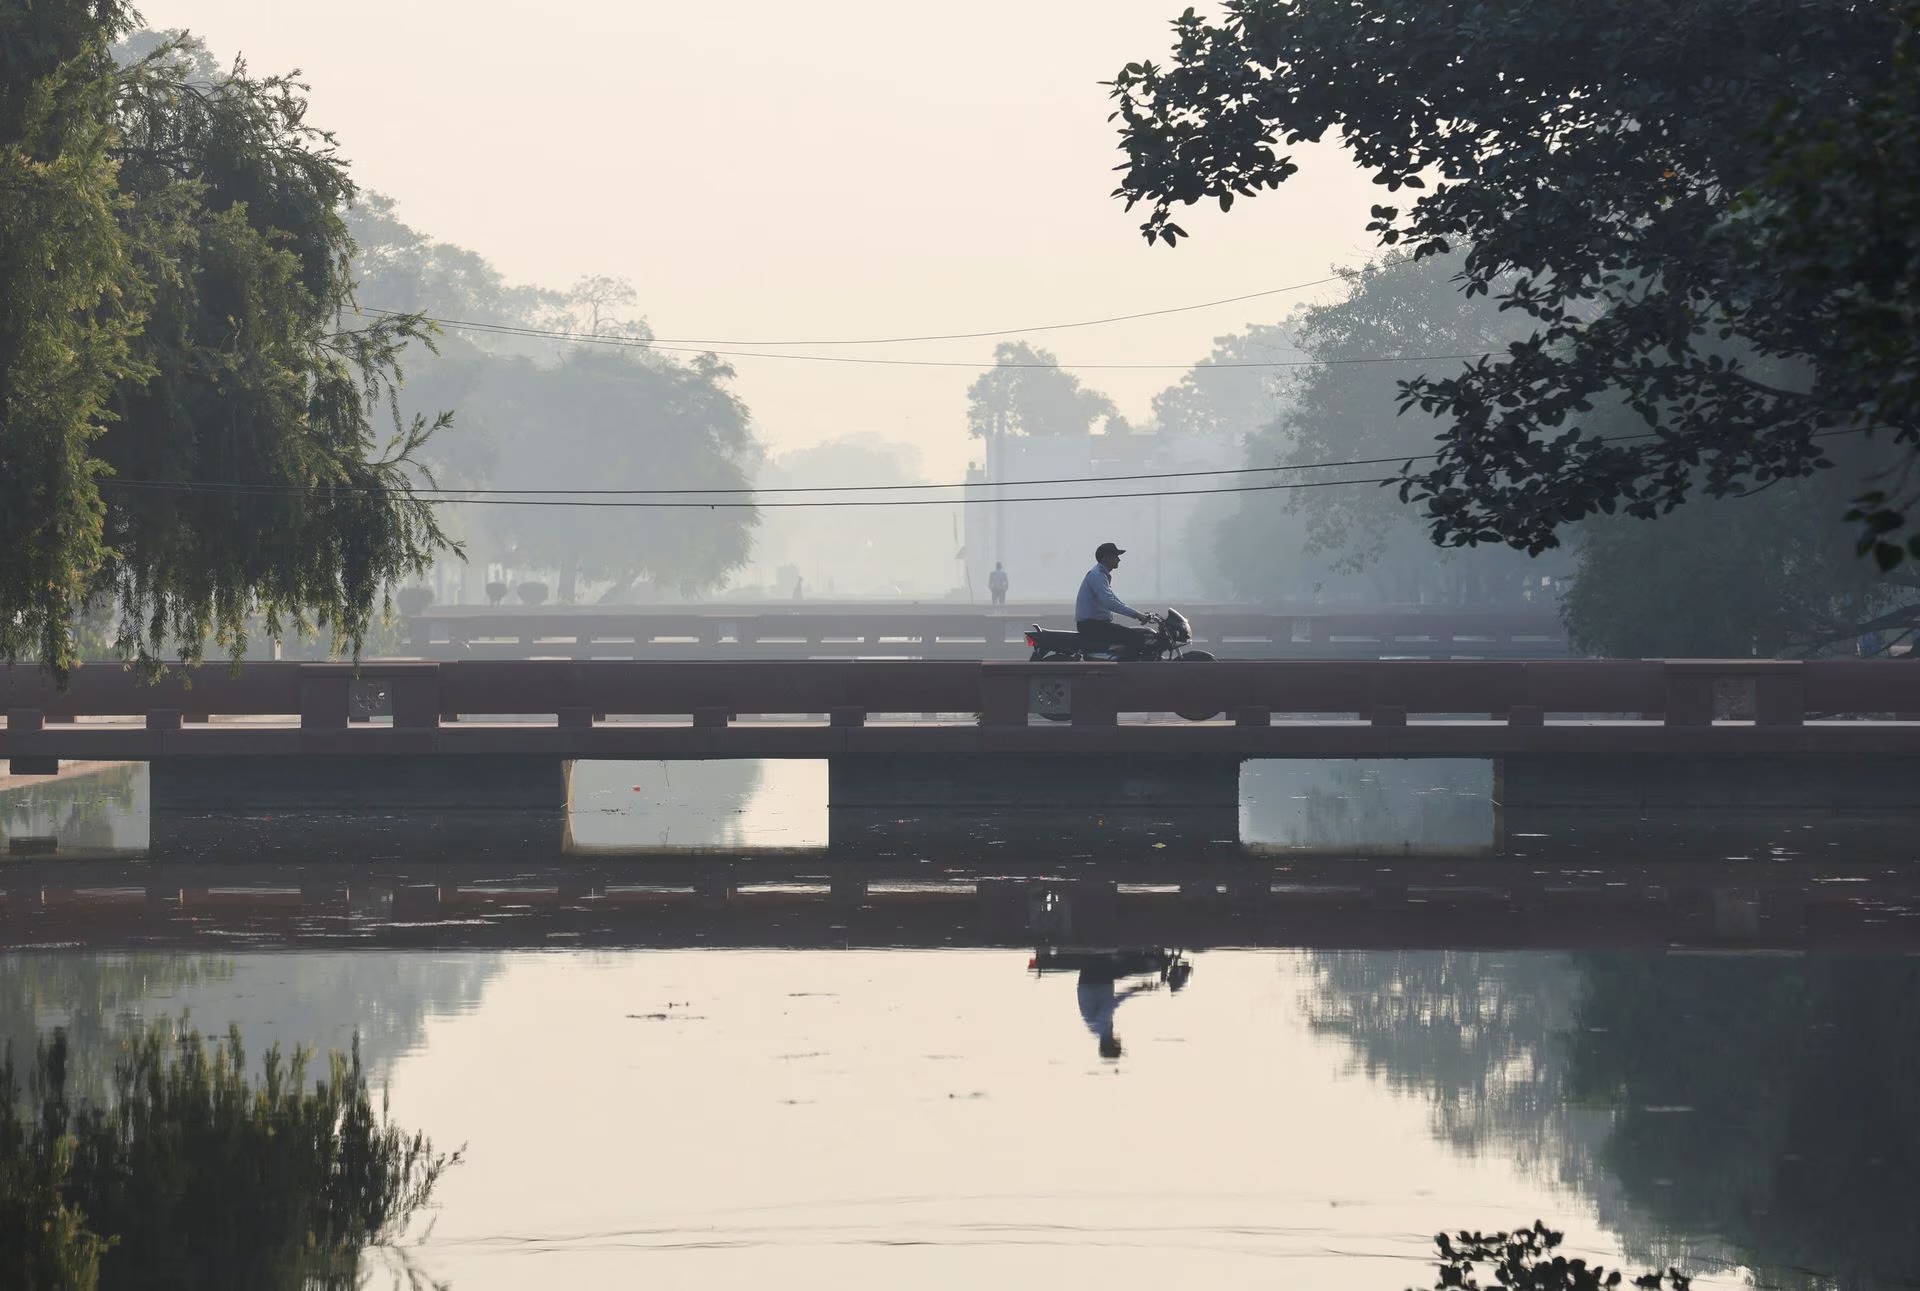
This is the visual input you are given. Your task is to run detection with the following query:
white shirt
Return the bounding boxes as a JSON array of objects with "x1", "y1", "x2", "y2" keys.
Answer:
[{"x1": 1075, "y1": 564, "x2": 1141, "y2": 623}]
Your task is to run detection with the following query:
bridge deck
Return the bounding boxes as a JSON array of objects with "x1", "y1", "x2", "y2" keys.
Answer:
[
  {"x1": 7, "y1": 716, "x2": 1920, "y2": 761},
  {"x1": 8, "y1": 658, "x2": 1920, "y2": 765}
]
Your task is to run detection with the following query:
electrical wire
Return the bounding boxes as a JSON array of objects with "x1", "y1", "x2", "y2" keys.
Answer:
[
  {"x1": 99, "y1": 473, "x2": 1398, "y2": 508},
  {"x1": 356, "y1": 307, "x2": 1489, "y2": 372},
  {"x1": 361, "y1": 275, "x2": 1348, "y2": 349},
  {"x1": 92, "y1": 431, "x2": 1674, "y2": 500},
  {"x1": 95, "y1": 450, "x2": 1440, "y2": 498}
]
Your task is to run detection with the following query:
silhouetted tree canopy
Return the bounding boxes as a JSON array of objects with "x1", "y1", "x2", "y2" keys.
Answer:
[
  {"x1": 965, "y1": 341, "x2": 1117, "y2": 439},
  {"x1": 1110, "y1": 0, "x2": 1920, "y2": 565}
]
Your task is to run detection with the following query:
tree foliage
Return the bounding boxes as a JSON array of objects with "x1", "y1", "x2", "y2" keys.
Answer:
[
  {"x1": 1, "y1": 13, "x2": 455, "y2": 677},
  {"x1": 965, "y1": 341, "x2": 1117, "y2": 439},
  {"x1": 1109, "y1": 0, "x2": 1918, "y2": 562},
  {"x1": 1562, "y1": 469, "x2": 1917, "y2": 657},
  {"x1": 345, "y1": 206, "x2": 762, "y2": 600},
  {"x1": 482, "y1": 347, "x2": 759, "y2": 598},
  {"x1": 1211, "y1": 253, "x2": 1560, "y2": 603},
  {"x1": 0, "y1": 0, "x2": 147, "y2": 674},
  {"x1": 1147, "y1": 323, "x2": 1293, "y2": 440}
]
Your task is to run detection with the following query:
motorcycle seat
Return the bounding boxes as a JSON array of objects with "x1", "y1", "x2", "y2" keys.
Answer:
[{"x1": 1029, "y1": 627, "x2": 1084, "y2": 652}]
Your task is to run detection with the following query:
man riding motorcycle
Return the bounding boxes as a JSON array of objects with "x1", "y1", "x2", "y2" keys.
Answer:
[{"x1": 1075, "y1": 541, "x2": 1154, "y2": 654}]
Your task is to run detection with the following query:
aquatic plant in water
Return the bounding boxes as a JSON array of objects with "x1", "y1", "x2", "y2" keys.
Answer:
[{"x1": 0, "y1": 1023, "x2": 457, "y2": 1290}]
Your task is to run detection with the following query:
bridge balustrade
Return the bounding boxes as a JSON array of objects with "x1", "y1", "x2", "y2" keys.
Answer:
[
  {"x1": 401, "y1": 605, "x2": 1571, "y2": 660},
  {"x1": 7, "y1": 658, "x2": 1920, "y2": 736}
]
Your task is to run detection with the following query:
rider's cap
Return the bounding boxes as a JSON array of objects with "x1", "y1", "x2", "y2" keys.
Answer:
[{"x1": 1095, "y1": 542, "x2": 1126, "y2": 561}]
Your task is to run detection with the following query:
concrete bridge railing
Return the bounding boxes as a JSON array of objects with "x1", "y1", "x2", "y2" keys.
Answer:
[
  {"x1": 4, "y1": 657, "x2": 1918, "y2": 735},
  {"x1": 399, "y1": 605, "x2": 1571, "y2": 659}
]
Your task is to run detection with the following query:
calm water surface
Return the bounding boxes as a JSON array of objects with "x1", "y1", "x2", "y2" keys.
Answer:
[
  {"x1": 5, "y1": 761, "x2": 1918, "y2": 1288},
  {"x1": 8, "y1": 945, "x2": 1916, "y2": 1288}
]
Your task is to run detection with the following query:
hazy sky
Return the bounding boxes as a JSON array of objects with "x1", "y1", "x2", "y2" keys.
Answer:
[{"x1": 141, "y1": 0, "x2": 1384, "y2": 477}]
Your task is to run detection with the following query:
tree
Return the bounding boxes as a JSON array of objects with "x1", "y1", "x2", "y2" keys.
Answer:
[
  {"x1": 482, "y1": 346, "x2": 759, "y2": 600},
  {"x1": 1148, "y1": 323, "x2": 1294, "y2": 440},
  {"x1": 1735, "y1": 7, "x2": 1920, "y2": 568},
  {"x1": 1, "y1": 14, "x2": 455, "y2": 677},
  {"x1": 965, "y1": 341, "x2": 1117, "y2": 439},
  {"x1": 344, "y1": 204, "x2": 762, "y2": 601},
  {"x1": 1210, "y1": 253, "x2": 1561, "y2": 604},
  {"x1": 1562, "y1": 468, "x2": 1918, "y2": 657},
  {"x1": 1109, "y1": 0, "x2": 1917, "y2": 562},
  {"x1": 1, "y1": 1, "x2": 148, "y2": 674}
]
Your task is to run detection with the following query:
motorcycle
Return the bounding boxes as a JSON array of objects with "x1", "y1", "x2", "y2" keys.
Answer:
[
  {"x1": 1024, "y1": 607, "x2": 1210, "y2": 663},
  {"x1": 1023, "y1": 608, "x2": 1218, "y2": 721},
  {"x1": 1028, "y1": 946, "x2": 1194, "y2": 994}
]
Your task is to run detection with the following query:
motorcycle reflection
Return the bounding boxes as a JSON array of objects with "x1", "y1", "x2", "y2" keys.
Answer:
[{"x1": 1028, "y1": 947, "x2": 1193, "y2": 1060}]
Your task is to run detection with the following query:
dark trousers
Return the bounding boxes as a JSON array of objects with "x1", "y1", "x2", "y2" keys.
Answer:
[{"x1": 1077, "y1": 618, "x2": 1152, "y2": 653}]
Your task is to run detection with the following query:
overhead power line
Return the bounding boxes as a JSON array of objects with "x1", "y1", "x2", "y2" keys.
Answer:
[
  {"x1": 97, "y1": 449, "x2": 1443, "y2": 499},
  {"x1": 364, "y1": 275, "x2": 1347, "y2": 349},
  {"x1": 93, "y1": 431, "x2": 1676, "y2": 502},
  {"x1": 100, "y1": 474, "x2": 1399, "y2": 509},
  {"x1": 357, "y1": 307, "x2": 1488, "y2": 372}
]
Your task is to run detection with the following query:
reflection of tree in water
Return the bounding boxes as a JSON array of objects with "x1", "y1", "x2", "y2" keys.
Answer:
[
  {"x1": 3, "y1": 951, "x2": 504, "y2": 1095},
  {"x1": 1569, "y1": 955, "x2": 1920, "y2": 1290},
  {"x1": 0, "y1": 954, "x2": 233, "y2": 1105},
  {"x1": 1304, "y1": 952, "x2": 1604, "y2": 1178},
  {"x1": 1305, "y1": 950, "x2": 1920, "y2": 1288},
  {"x1": 1244, "y1": 761, "x2": 1491, "y2": 852},
  {"x1": 0, "y1": 764, "x2": 143, "y2": 853}
]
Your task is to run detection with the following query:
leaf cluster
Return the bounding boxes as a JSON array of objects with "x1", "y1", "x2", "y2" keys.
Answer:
[
  {"x1": 1110, "y1": 0, "x2": 1918, "y2": 562},
  {"x1": 1418, "y1": 1222, "x2": 1690, "y2": 1291},
  {"x1": 1, "y1": 15, "x2": 459, "y2": 679}
]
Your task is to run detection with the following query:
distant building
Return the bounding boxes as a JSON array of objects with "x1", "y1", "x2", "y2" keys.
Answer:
[{"x1": 963, "y1": 427, "x2": 1242, "y2": 609}]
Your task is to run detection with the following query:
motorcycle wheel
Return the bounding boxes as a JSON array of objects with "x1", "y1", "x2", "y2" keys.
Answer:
[{"x1": 1174, "y1": 650, "x2": 1219, "y2": 721}]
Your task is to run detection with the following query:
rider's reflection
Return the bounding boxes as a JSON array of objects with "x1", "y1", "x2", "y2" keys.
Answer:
[
  {"x1": 1078, "y1": 972, "x2": 1155, "y2": 1059},
  {"x1": 1030, "y1": 947, "x2": 1192, "y2": 1061}
]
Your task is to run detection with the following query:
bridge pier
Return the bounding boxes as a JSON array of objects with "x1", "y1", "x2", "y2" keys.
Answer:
[
  {"x1": 148, "y1": 754, "x2": 571, "y2": 812},
  {"x1": 144, "y1": 755, "x2": 572, "y2": 860},
  {"x1": 827, "y1": 752, "x2": 1243, "y2": 848},
  {"x1": 1497, "y1": 753, "x2": 1920, "y2": 854},
  {"x1": 828, "y1": 752, "x2": 1241, "y2": 810},
  {"x1": 1499, "y1": 753, "x2": 1920, "y2": 813}
]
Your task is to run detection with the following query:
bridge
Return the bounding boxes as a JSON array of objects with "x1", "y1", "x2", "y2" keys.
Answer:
[
  {"x1": 398, "y1": 602, "x2": 1572, "y2": 660},
  {"x1": 5, "y1": 658, "x2": 1919, "y2": 830}
]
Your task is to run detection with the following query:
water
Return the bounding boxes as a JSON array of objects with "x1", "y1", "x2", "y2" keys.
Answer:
[
  {"x1": 8, "y1": 945, "x2": 1914, "y2": 1287},
  {"x1": 5, "y1": 762, "x2": 1920, "y2": 1289}
]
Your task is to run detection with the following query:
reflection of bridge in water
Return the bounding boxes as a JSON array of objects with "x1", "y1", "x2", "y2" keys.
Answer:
[{"x1": 7, "y1": 855, "x2": 1918, "y2": 954}]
